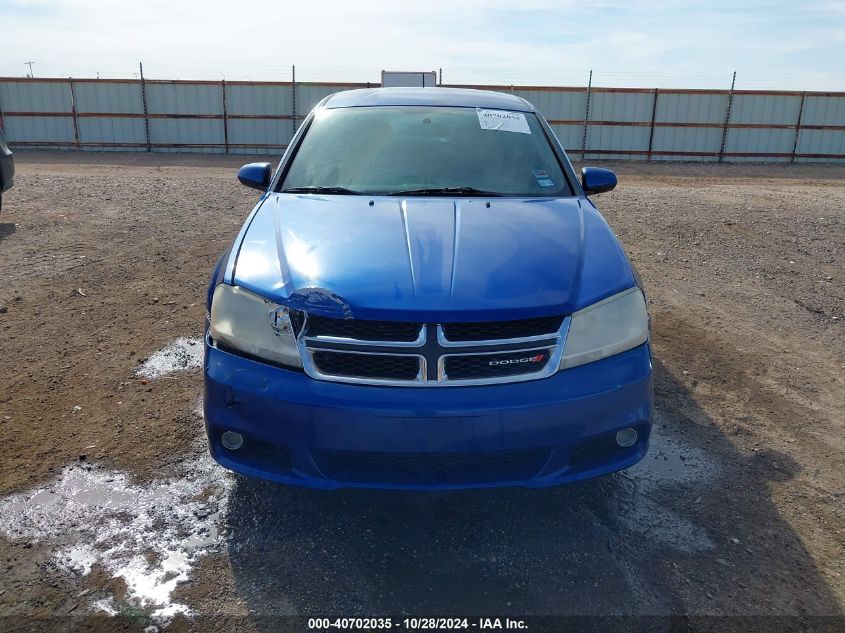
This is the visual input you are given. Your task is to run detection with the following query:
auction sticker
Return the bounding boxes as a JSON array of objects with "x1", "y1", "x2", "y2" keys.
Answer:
[{"x1": 477, "y1": 109, "x2": 531, "y2": 134}]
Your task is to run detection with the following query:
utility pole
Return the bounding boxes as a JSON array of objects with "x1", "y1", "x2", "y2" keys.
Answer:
[{"x1": 25, "y1": 61, "x2": 35, "y2": 77}]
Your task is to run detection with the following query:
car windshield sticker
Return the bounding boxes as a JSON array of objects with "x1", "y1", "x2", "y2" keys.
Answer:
[
  {"x1": 532, "y1": 169, "x2": 555, "y2": 187},
  {"x1": 477, "y1": 109, "x2": 531, "y2": 134}
]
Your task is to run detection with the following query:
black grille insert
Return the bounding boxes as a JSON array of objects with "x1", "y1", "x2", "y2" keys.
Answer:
[
  {"x1": 315, "y1": 448, "x2": 550, "y2": 485},
  {"x1": 312, "y1": 350, "x2": 420, "y2": 380},
  {"x1": 442, "y1": 316, "x2": 563, "y2": 342},
  {"x1": 444, "y1": 348, "x2": 553, "y2": 380},
  {"x1": 306, "y1": 316, "x2": 422, "y2": 342}
]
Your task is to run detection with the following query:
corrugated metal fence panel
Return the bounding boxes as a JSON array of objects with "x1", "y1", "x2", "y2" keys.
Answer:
[
  {"x1": 226, "y1": 84, "x2": 292, "y2": 115},
  {"x1": 590, "y1": 90, "x2": 654, "y2": 122},
  {"x1": 226, "y1": 83, "x2": 293, "y2": 154},
  {"x1": 584, "y1": 90, "x2": 654, "y2": 159},
  {"x1": 78, "y1": 117, "x2": 146, "y2": 147},
  {"x1": 3, "y1": 115, "x2": 75, "y2": 145},
  {"x1": 74, "y1": 81, "x2": 143, "y2": 113},
  {"x1": 585, "y1": 124, "x2": 650, "y2": 160},
  {"x1": 723, "y1": 93, "x2": 801, "y2": 162},
  {"x1": 145, "y1": 82, "x2": 222, "y2": 114},
  {"x1": 730, "y1": 93, "x2": 801, "y2": 124},
  {"x1": 0, "y1": 80, "x2": 72, "y2": 112},
  {"x1": 725, "y1": 128, "x2": 795, "y2": 162},
  {"x1": 796, "y1": 96, "x2": 845, "y2": 162},
  {"x1": 651, "y1": 91, "x2": 728, "y2": 160},
  {"x1": 0, "y1": 80, "x2": 74, "y2": 147},
  {"x1": 73, "y1": 81, "x2": 146, "y2": 149},
  {"x1": 796, "y1": 129, "x2": 845, "y2": 162},
  {"x1": 226, "y1": 118, "x2": 290, "y2": 154},
  {"x1": 656, "y1": 92, "x2": 728, "y2": 123},
  {"x1": 651, "y1": 127, "x2": 722, "y2": 161},
  {"x1": 146, "y1": 82, "x2": 224, "y2": 153},
  {"x1": 516, "y1": 88, "x2": 587, "y2": 122},
  {"x1": 800, "y1": 95, "x2": 845, "y2": 126},
  {"x1": 149, "y1": 118, "x2": 226, "y2": 153}
]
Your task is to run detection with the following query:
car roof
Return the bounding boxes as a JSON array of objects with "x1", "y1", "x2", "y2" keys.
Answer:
[{"x1": 322, "y1": 87, "x2": 535, "y2": 112}]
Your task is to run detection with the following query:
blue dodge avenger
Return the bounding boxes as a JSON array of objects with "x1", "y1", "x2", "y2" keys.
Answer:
[{"x1": 204, "y1": 87, "x2": 653, "y2": 489}]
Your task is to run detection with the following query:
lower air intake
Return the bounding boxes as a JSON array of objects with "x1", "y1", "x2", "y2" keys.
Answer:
[{"x1": 315, "y1": 448, "x2": 550, "y2": 485}]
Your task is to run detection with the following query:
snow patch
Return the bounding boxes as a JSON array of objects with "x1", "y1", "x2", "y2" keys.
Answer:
[
  {"x1": 0, "y1": 449, "x2": 232, "y2": 623},
  {"x1": 136, "y1": 337, "x2": 203, "y2": 379},
  {"x1": 58, "y1": 543, "x2": 98, "y2": 576},
  {"x1": 92, "y1": 597, "x2": 119, "y2": 616}
]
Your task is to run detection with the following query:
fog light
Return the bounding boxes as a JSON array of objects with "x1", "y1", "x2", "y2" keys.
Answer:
[
  {"x1": 221, "y1": 431, "x2": 243, "y2": 450},
  {"x1": 616, "y1": 427, "x2": 638, "y2": 447}
]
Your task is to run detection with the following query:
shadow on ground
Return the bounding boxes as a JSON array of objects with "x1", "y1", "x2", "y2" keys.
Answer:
[
  {"x1": 0, "y1": 222, "x2": 16, "y2": 245},
  {"x1": 222, "y1": 363, "x2": 841, "y2": 623}
]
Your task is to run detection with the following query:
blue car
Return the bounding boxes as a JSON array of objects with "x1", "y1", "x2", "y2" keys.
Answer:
[{"x1": 204, "y1": 87, "x2": 653, "y2": 490}]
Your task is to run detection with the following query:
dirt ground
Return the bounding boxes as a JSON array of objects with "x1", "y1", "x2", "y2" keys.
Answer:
[{"x1": 0, "y1": 151, "x2": 842, "y2": 632}]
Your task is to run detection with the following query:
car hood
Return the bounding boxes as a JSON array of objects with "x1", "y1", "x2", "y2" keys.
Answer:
[{"x1": 231, "y1": 194, "x2": 635, "y2": 321}]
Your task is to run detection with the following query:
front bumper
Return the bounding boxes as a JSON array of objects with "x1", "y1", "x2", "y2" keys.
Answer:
[{"x1": 204, "y1": 340, "x2": 653, "y2": 490}]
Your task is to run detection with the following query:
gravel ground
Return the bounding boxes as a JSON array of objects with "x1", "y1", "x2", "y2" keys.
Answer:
[{"x1": 0, "y1": 152, "x2": 842, "y2": 632}]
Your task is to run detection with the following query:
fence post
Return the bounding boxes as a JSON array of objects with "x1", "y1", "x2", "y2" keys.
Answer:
[
  {"x1": 581, "y1": 70, "x2": 592, "y2": 161},
  {"x1": 291, "y1": 65, "x2": 297, "y2": 142},
  {"x1": 139, "y1": 62, "x2": 152, "y2": 152},
  {"x1": 718, "y1": 71, "x2": 736, "y2": 163},
  {"x1": 790, "y1": 91, "x2": 806, "y2": 164},
  {"x1": 68, "y1": 77, "x2": 80, "y2": 149},
  {"x1": 647, "y1": 88, "x2": 659, "y2": 162},
  {"x1": 221, "y1": 79, "x2": 229, "y2": 154}
]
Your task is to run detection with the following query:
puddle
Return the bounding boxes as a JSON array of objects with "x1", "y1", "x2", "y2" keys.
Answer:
[
  {"x1": 628, "y1": 419, "x2": 719, "y2": 490},
  {"x1": 136, "y1": 337, "x2": 203, "y2": 379},
  {"x1": 610, "y1": 414, "x2": 721, "y2": 552},
  {"x1": 0, "y1": 446, "x2": 232, "y2": 623}
]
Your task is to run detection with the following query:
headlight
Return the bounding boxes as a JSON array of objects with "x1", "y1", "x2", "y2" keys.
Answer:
[
  {"x1": 209, "y1": 284, "x2": 302, "y2": 368},
  {"x1": 559, "y1": 287, "x2": 649, "y2": 370}
]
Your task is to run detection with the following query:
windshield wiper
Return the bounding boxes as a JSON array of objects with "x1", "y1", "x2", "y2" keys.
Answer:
[
  {"x1": 281, "y1": 186, "x2": 366, "y2": 195},
  {"x1": 386, "y1": 187, "x2": 503, "y2": 197}
]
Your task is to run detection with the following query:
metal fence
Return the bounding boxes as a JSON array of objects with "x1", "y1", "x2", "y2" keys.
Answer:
[{"x1": 1, "y1": 77, "x2": 844, "y2": 162}]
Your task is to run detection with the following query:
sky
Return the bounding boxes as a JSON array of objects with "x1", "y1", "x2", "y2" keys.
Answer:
[{"x1": 1, "y1": 0, "x2": 844, "y2": 90}]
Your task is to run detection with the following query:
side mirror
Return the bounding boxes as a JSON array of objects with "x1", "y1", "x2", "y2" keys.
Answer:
[
  {"x1": 581, "y1": 167, "x2": 617, "y2": 196},
  {"x1": 237, "y1": 162, "x2": 273, "y2": 191}
]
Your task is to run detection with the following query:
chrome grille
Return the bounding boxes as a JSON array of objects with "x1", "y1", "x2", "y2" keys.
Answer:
[{"x1": 299, "y1": 316, "x2": 569, "y2": 387}]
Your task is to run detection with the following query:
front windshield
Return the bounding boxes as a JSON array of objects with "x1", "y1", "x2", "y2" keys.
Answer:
[{"x1": 279, "y1": 105, "x2": 572, "y2": 197}]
